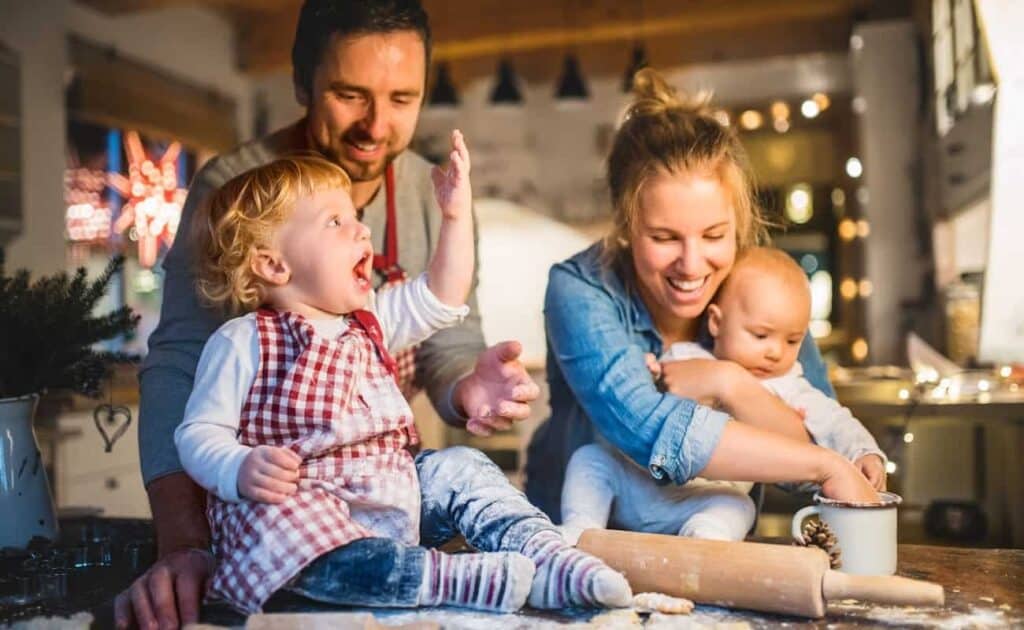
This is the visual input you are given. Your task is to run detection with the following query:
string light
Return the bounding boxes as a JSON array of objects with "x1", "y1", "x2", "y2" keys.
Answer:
[
  {"x1": 856, "y1": 219, "x2": 871, "y2": 238},
  {"x1": 846, "y1": 157, "x2": 863, "y2": 178},
  {"x1": 858, "y1": 279, "x2": 873, "y2": 297},
  {"x1": 739, "y1": 110, "x2": 764, "y2": 130},
  {"x1": 812, "y1": 92, "x2": 830, "y2": 111},
  {"x1": 785, "y1": 183, "x2": 813, "y2": 224},
  {"x1": 840, "y1": 277, "x2": 858, "y2": 300},
  {"x1": 838, "y1": 218, "x2": 857, "y2": 241},
  {"x1": 770, "y1": 101, "x2": 790, "y2": 120},
  {"x1": 851, "y1": 338, "x2": 869, "y2": 362}
]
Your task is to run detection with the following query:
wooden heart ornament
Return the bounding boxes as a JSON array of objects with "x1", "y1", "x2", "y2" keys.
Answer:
[{"x1": 93, "y1": 404, "x2": 132, "y2": 453}]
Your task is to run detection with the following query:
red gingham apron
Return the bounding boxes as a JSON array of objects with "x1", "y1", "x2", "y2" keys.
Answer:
[
  {"x1": 206, "y1": 308, "x2": 421, "y2": 613},
  {"x1": 374, "y1": 163, "x2": 420, "y2": 400}
]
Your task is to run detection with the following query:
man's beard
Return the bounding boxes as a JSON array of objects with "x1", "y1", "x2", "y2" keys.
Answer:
[{"x1": 326, "y1": 144, "x2": 400, "y2": 183}]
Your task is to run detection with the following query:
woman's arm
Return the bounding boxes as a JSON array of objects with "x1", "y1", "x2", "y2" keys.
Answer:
[
  {"x1": 660, "y1": 359, "x2": 810, "y2": 442},
  {"x1": 545, "y1": 265, "x2": 729, "y2": 485},
  {"x1": 700, "y1": 421, "x2": 880, "y2": 503}
]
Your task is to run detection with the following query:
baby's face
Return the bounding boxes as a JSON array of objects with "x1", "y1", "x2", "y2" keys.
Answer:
[
  {"x1": 273, "y1": 187, "x2": 374, "y2": 316},
  {"x1": 709, "y1": 271, "x2": 810, "y2": 378}
]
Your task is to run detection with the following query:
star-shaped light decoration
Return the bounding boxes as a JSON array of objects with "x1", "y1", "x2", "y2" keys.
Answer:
[{"x1": 109, "y1": 131, "x2": 187, "y2": 267}]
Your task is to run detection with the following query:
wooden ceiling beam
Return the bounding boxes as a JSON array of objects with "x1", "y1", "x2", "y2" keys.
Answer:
[
  {"x1": 79, "y1": 0, "x2": 289, "y2": 13},
  {"x1": 238, "y1": 0, "x2": 868, "y2": 76}
]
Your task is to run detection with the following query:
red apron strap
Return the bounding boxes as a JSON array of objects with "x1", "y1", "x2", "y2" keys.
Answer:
[
  {"x1": 350, "y1": 309, "x2": 398, "y2": 377},
  {"x1": 372, "y1": 163, "x2": 405, "y2": 283}
]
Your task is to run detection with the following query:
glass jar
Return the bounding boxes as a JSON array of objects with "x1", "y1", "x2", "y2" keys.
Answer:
[{"x1": 944, "y1": 279, "x2": 980, "y2": 365}]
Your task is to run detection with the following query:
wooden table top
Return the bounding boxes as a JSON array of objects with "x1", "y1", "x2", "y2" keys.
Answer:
[{"x1": 208, "y1": 543, "x2": 1022, "y2": 629}]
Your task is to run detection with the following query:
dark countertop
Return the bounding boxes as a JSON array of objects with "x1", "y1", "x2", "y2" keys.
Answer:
[
  {"x1": 196, "y1": 543, "x2": 1023, "y2": 629},
  {"x1": 5, "y1": 520, "x2": 1020, "y2": 628}
]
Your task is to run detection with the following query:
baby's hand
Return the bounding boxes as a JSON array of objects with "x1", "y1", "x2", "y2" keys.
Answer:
[
  {"x1": 431, "y1": 129, "x2": 472, "y2": 221},
  {"x1": 855, "y1": 453, "x2": 887, "y2": 491},
  {"x1": 644, "y1": 353, "x2": 663, "y2": 381},
  {"x1": 238, "y1": 445, "x2": 302, "y2": 503},
  {"x1": 820, "y1": 454, "x2": 881, "y2": 504}
]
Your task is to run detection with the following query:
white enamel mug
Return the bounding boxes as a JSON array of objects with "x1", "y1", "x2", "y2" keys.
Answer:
[{"x1": 791, "y1": 491, "x2": 902, "y2": 575}]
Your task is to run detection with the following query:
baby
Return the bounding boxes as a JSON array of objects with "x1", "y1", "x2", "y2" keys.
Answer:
[
  {"x1": 175, "y1": 133, "x2": 630, "y2": 615},
  {"x1": 561, "y1": 246, "x2": 886, "y2": 543}
]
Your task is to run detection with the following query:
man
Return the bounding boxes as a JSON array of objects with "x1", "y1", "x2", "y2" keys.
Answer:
[{"x1": 115, "y1": 1, "x2": 539, "y2": 627}]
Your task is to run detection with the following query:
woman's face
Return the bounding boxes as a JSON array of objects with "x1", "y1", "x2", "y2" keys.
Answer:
[{"x1": 630, "y1": 171, "x2": 738, "y2": 337}]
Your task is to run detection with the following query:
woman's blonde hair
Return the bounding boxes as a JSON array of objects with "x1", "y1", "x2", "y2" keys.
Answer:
[
  {"x1": 195, "y1": 154, "x2": 352, "y2": 314},
  {"x1": 603, "y1": 68, "x2": 768, "y2": 264}
]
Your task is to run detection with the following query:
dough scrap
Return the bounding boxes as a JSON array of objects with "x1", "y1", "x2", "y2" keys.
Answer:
[{"x1": 632, "y1": 592, "x2": 695, "y2": 615}]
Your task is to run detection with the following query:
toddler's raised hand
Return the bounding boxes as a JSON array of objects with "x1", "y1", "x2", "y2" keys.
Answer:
[
  {"x1": 238, "y1": 445, "x2": 302, "y2": 503},
  {"x1": 431, "y1": 129, "x2": 472, "y2": 221}
]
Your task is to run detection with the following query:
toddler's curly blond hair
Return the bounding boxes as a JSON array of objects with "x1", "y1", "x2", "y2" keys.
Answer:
[{"x1": 195, "y1": 154, "x2": 352, "y2": 314}]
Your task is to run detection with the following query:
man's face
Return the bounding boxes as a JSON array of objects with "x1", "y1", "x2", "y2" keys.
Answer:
[{"x1": 300, "y1": 31, "x2": 426, "y2": 184}]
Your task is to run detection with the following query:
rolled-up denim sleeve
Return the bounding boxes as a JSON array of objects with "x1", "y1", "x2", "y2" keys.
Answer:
[
  {"x1": 138, "y1": 166, "x2": 224, "y2": 485},
  {"x1": 544, "y1": 266, "x2": 729, "y2": 485}
]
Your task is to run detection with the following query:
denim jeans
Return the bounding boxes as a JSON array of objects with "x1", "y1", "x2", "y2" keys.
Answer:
[{"x1": 282, "y1": 446, "x2": 557, "y2": 607}]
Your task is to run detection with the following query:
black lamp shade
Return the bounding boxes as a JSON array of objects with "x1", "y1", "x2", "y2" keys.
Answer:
[
  {"x1": 622, "y1": 45, "x2": 648, "y2": 93},
  {"x1": 555, "y1": 54, "x2": 589, "y2": 100},
  {"x1": 490, "y1": 59, "x2": 523, "y2": 104},
  {"x1": 429, "y1": 62, "x2": 459, "y2": 106}
]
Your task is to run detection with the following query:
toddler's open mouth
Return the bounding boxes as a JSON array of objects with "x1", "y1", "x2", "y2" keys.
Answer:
[{"x1": 353, "y1": 250, "x2": 372, "y2": 290}]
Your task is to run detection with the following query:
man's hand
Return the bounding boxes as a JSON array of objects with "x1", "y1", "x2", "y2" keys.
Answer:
[
  {"x1": 114, "y1": 547, "x2": 214, "y2": 630},
  {"x1": 238, "y1": 445, "x2": 302, "y2": 503},
  {"x1": 454, "y1": 341, "x2": 540, "y2": 436},
  {"x1": 855, "y1": 453, "x2": 887, "y2": 491}
]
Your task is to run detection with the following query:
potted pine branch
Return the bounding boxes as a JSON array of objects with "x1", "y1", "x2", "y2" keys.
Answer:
[{"x1": 0, "y1": 252, "x2": 139, "y2": 548}]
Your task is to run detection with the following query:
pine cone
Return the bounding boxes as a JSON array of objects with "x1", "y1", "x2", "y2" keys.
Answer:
[{"x1": 794, "y1": 519, "x2": 842, "y2": 569}]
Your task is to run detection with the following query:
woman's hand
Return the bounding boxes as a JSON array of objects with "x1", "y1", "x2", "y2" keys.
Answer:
[
  {"x1": 238, "y1": 445, "x2": 302, "y2": 503},
  {"x1": 854, "y1": 454, "x2": 887, "y2": 491},
  {"x1": 819, "y1": 454, "x2": 882, "y2": 504}
]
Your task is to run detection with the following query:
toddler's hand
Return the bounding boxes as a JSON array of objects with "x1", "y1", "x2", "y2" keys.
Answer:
[
  {"x1": 855, "y1": 454, "x2": 887, "y2": 491},
  {"x1": 238, "y1": 445, "x2": 302, "y2": 503},
  {"x1": 431, "y1": 129, "x2": 472, "y2": 221}
]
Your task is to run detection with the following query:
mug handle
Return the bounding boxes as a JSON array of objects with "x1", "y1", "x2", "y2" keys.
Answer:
[{"x1": 792, "y1": 505, "x2": 821, "y2": 543}]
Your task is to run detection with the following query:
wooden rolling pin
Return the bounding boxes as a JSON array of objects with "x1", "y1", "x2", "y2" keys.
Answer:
[{"x1": 577, "y1": 529, "x2": 944, "y2": 618}]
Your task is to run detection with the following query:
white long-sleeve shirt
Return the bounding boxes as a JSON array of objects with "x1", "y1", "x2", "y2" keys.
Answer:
[
  {"x1": 174, "y1": 273, "x2": 469, "y2": 502},
  {"x1": 662, "y1": 342, "x2": 886, "y2": 465}
]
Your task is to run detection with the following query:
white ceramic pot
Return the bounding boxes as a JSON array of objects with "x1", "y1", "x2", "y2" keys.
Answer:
[{"x1": 0, "y1": 394, "x2": 59, "y2": 548}]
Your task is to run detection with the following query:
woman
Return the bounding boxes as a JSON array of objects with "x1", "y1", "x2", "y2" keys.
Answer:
[{"x1": 525, "y1": 69, "x2": 877, "y2": 525}]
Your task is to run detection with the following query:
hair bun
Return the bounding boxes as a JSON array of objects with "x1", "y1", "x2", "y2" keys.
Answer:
[{"x1": 625, "y1": 68, "x2": 715, "y2": 121}]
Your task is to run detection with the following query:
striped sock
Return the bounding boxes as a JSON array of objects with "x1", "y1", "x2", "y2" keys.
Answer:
[
  {"x1": 418, "y1": 549, "x2": 534, "y2": 612},
  {"x1": 521, "y1": 530, "x2": 632, "y2": 609}
]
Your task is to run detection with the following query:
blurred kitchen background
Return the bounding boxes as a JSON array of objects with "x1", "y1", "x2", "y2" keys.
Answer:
[{"x1": 1, "y1": 0, "x2": 1021, "y2": 549}]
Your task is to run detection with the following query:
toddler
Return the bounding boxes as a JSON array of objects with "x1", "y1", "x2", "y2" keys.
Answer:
[
  {"x1": 175, "y1": 133, "x2": 630, "y2": 614},
  {"x1": 561, "y1": 247, "x2": 886, "y2": 543}
]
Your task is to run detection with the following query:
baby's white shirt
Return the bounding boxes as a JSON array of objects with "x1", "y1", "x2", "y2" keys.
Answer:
[{"x1": 174, "y1": 273, "x2": 469, "y2": 502}]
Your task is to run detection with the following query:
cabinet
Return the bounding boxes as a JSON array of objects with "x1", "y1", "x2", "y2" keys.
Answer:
[{"x1": 55, "y1": 406, "x2": 150, "y2": 518}]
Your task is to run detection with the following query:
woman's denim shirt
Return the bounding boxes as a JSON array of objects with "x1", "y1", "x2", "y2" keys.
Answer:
[{"x1": 524, "y1": 242, "x2": 834, "y2": 522}]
